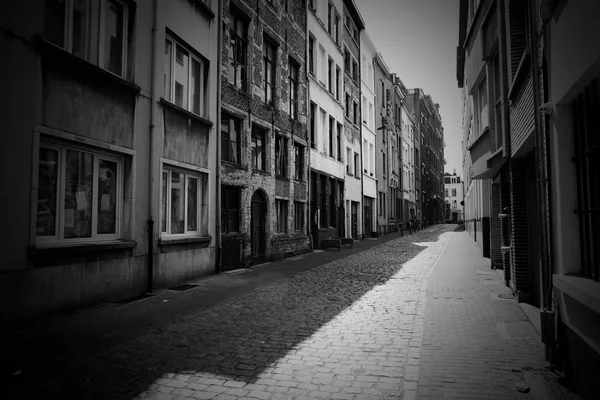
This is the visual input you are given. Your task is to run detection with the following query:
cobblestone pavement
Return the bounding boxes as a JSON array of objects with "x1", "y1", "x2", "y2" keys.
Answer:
[
  {"x1": 5, "y1": 225, "x2": 547, "y2": 400},
  {"x1": 412, "y1": 231, "x2": 547, "y2": 400}
]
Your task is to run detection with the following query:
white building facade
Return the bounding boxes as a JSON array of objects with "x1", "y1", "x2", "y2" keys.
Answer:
[
  {"x1": 401, "y1": 106, "x2": 416, "y2": 221},
  {"x1": 307, "y1": 0, "x2": 347, "y2": 247},
  {"x1": 444, "y1": 173, "x2": 463, "y2": 222},
  {"x1": 360, "y1": 30, "x2": 377, "y2": 237}
]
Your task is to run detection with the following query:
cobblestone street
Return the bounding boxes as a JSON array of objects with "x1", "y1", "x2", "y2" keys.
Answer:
[{"x1": 3, "y1": 225, "x2": 547, "y2": 399}]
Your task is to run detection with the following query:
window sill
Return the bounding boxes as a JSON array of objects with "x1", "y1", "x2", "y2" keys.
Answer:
[
  {"x1": 159, "y1": 236, "x2": 212, "y2": 246},
  {"x1": 554, "y1": 274, "x2": 600, "y2": 316},
  {"x1": 160, "y1": 98, "x2": 213, "y2": 127},
  {"x1": 32, "y1": 240, "x2": 137, "y2": 255},
  {"x1": 38, "y1": 37, "x2": 140, "y2": 94}
]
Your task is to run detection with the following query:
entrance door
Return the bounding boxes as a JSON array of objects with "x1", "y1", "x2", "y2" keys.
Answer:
[
  {"x1": 351, "y1": 202, "x2": 358, "y2": 239},
  {"x1": 251, "y1": 190, "x2": 266, "y2": 260},
  {"x1": 364, "y1": 197, "x2": 372, "y2": 237}
]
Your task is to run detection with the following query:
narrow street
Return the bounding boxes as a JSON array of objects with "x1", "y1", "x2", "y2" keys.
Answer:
[{"x1": 3, "y1": 226, "x2": 546, "y2": 399}]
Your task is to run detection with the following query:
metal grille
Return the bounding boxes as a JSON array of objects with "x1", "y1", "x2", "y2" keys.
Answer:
[{"x1": 572, "y1": 79, "x2": 600, "y2": 281}]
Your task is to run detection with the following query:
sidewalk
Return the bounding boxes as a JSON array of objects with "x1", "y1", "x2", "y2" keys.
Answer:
[{"x1": 409, "y1": 230, "x2": 549, "y2": 400}]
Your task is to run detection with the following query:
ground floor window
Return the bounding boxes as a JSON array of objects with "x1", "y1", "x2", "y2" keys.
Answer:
[
  {"x1": 294, "y1": 201, "x2": 304, "y2": 231},
  {"x1": 37, "y1": 141, "x2": 123, "y2": 243},
  {"x1": 161, "y1": 166, "x2": 208, "y2": 237},
  {"x1": 276, "y1": 199, "x2": 288, "y2": 233}
]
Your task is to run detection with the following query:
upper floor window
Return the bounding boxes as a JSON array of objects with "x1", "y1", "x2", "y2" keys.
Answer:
[
  {"x1": 289, "y1": 60, "x2": 299, "y2": 119},
  {"x1": 275, "y1": 199, "x2": 288, "y2": 233},
  {"x1": 228, "y1": 9, "x2": 248, "y2": 90},
  {"x1": 451, "y1": 188, "x2": 457, "y2": 197},
  {"x1": 294, "y1": 202, "x2": 304, "y2": 231},
  {"x1": 344, "y1": 48, "x2": 350, "y2": 74},
  {"x1": 221, "y1": 113, "x2": 241, "y2": 164},
  {"x1": 165, "y1": 35, "x2": 208, "y2": 117},
  {"x1": 275, "y1": 135, "x2": 288, "y2": 178},
  {"x1": 263, "y1": 38, "x2": 276, "y2": 106},
  {"x1": 37, "y1": 141, "x2": 124, "y2": 244},
  {"x1": 251, "y1": 126, "x2": 266, "y2": 171},
  {"x1": 310, "y1": 102, "x2": 317, "y2": 149},
  {"x1": 294, "y1": 143, "x2": 305, "y2": 181},
  {"x1": 44, "y1": 0, "x2": 130, "y2": 78},
  {"x1": 308, "y1": 35, "x2": 315, "y2": 75}
]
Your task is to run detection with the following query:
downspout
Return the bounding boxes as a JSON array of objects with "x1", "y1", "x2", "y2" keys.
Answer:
[
  {"x1": 528, "y1": 0, "x2": 552, "y2": 309},
  {"x1": 305, "y1": 0, "x2": 313, "y2": 251},
  {"x1": 148, "y1": 0, "x2": 160, "y2": 294},
  {"x1": 358, "y1": 32, "x2": 364, "y2": 240},
  {"x1": 215, "y1": 0, "x2": 223, "y2": 273}
]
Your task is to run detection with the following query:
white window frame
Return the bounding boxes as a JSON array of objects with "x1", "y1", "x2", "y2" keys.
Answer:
[
  {"x1": 36, "y1": 140, "x2": 124, "y2": 245},
  {"x1": 160, "y1": 164, "x2": 206, "y2": 238},
  {"x1": 165, "y1": 35, "x2": 207, "y2": 117}
]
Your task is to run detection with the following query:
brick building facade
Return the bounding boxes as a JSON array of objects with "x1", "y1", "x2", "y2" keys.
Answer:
[{"x1": 220, "y1": 0, "x2": 310, "y2": 269}]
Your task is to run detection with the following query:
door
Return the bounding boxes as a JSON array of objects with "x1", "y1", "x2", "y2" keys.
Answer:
[
  {"x1": 351, "y1": 202, "x2": 358, "y2": 239},
  {"x1": 364, "y1": 197, "x2": 372, "y2": 237},
  {"x1": 251, "y1": 190, "x2": 266, "y2": 260}
]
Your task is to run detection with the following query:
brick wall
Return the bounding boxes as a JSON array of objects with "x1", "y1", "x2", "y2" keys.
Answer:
[{"x1": 221, "y1": 0, "x2": 310, "y2": 266}]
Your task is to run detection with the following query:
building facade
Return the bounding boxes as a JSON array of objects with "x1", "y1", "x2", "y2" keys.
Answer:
[
  {"x1": 307, "y1": 0, "x2": 346, "y2": 248},
  {"x1": 359, "y1": 30, "x2": 377, "y2": 237},
  {"x1": 401, "y1": 105, "x2": 417, "y2": 222},
  {"x1": 444, "y1": 172, "x2": 463, "y2": 222},
  {"x1": 1, "y1": 0, "x2": 219, "y2": 322},
  {"x1": 219, "y1": 0, "x2": 310, "y2": 269},
  {"x1": 341, "y1": 0, "x2": 365, "y2": 240}
]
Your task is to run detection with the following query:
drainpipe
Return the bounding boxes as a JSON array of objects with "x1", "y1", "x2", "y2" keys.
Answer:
[
  {"x1": 358, "y1": 33, "x2": 364, "y2": 240},
  {"x1": 147, "y1": 0, "x2": 160, "y2": 294},
  {"x1": 528, "y1": 0, "x2": 552, "y2": 310},
  {"x1": 215, "y1": 0, "x2": 223, "y2": 274},
  {"x1": 305, "y1": 0, "x2": 313, "y2": 251}
]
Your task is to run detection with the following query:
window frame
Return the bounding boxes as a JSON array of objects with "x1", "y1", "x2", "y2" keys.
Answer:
[
  {"x1": 44, "y1": 0, "x2": 130, "y2": 78},
  {"x1": 36, "y1": 140, "x2": 124, "y2": 245},
  {"x1": 294, "y1": 142, "x2": 305, "y2": 181},
  {"x1": 228, "y1": 8, "x2": 248, "y2": 91},
  {"x1": 275, "y1": 199, "x2": 288, "y2": 233},
  {"x1": 221, "y1": 113, "x2": 241, "y2": 165},
  {"x1": 160, "y1": 166, "x2": 205, "y2": 238},
  {"x1": 289, "y1": 59, "x2": 299, "y2": 119},
  {"x1": 165, "y1": 34, "x2": 208, "y2": 118},
  {"x1": 294, "y1": 201, "x2": 304, "y2": 232},
  {"x1": 263, "y1": 37, "x2": 277, "y2": 106},
  {"x1": 221, "y1": 186, "x2": 241, "y2": 234},
  {"x1": 275, "y1": 134, "x2": 288, "y2": 179},
  {"x1": 251, "y1": 125, "x2": 267, "y2": 171}
]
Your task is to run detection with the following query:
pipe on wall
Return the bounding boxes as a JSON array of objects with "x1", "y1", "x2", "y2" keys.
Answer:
[{"x1": 215, "y1": 0, "x2": 223, "y2": 274}]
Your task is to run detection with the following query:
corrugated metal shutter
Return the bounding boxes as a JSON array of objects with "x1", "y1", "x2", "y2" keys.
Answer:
[{"x1": 510, "y1": 73, "x2": 535, "y2": 157}]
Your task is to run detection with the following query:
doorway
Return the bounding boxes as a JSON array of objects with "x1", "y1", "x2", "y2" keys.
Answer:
[
  {"x1": 351, "y1": 201, "x2": 358, "y2": 239},
  {"x1": 251, "y1": 190, "x2": 266, "y2": 261}
]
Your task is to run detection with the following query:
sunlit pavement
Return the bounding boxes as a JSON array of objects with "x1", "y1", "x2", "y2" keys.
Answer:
[{"x1": 3, "y1": 224, "x2": 546, "y2": 399}]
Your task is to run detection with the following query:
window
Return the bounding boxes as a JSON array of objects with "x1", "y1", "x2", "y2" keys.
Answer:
[
  {"x1": 161, "y1": 167, "x2": 207, "y2": 237},
  {"x1": 294, "y1": 143, "x2": 305, "y2": 181},
  {"x1": 275, "y1": 135, "x2": 288, "y2": 178},
  {"x1": 308, "y1": 35, "x2": 315, "y2": 75},
  {"x1": 319, "y1": 46, "x2": 326, "y2": 83},
  {"x1": 165, "y1": 36, "x2": 207, "y2": 117},
  {"x1": 336, "y1": 66, "x2": 341, "y2": 100},
  {"x1": 228, "y1": 9, "x2": 248, "y2": 90},
  {"x1": 452, "y1": 200, "x2": 457, "y2": 209},
  {"x1": 369, "y1": 143, "x2": 374, "y2": 174},
  {"x1": 310, "y1": 102, "x2": 317, "y2": 149},
  {"x1": 221, "y1": 114, "x2": 241, "y2": 164},
  {"x1": 263, "y1": 38, "x2": 276, "y2": 105},
  {"x1": 328, "y1": 3, "x2": 333, "y2": 35},
  {"x1": 328, "y1": 116, "x2": 334, "y2": 157},
  {"x1": 337, "y1": 123, "x2": 343, "y2": 162},
  {"x1": 328, "y1": 57, "x2": 333, "y2": 93},
  {"x1": 345, "y1": 93, "x2": 351, "y2": 119},
  {"x1": 383, "y1": 153, "x2": 386, "y2": 175},
  {"x1": 334, "y1": 14, "x2": 339, "y2": 43},
  {"x1": 309, "y1": 0, "x2": 315, "y2": 11},
  {"x1": 353, "y1": 101, "x2": 358, "y2": 125},
  {"x1": 473, "y1": 77, "x2": 488, "y2": 136},
  {"x1": 251, "y1": 126, "x2": 266, "y2": 171},
  {"x1": 289, "y1": 60, "x2": 299, "y2": 118},
  {"x1": 451, "y1": 188, "x2": 457, "y2": 197},
  {"x1": 352, "y1": 59, "x2": 358, "y2": 82},
  {"x1": 221, "y1": 187, "x2": 240, "y2": 234},
  {"x1": 354, "y1": 152, "x2": 360, "y2": 176},
  {"x1": 37, "y1": 142, "x2": 123, "y2": 243},
  {"x1": 276, "y1": 199, "x2": 288, "y2": 233},
  {"x1": 294, "y1": 202, "x2": 304, "y2": 231},
  {"x1": 344, "y1": 48, "x2": 350, "y2": 74},
  {"x1": 44, "y1": 0, "x2": 129, "y2": 77},
  {"x1": 381, "y1": 80, "x2": 385, "y2": 107},
  {"x1": 572, "y1": 80, "x2": 600, "y2": 280},
  {"x1": 346, "y1": 147, "x2": 352, "y2": 174}
]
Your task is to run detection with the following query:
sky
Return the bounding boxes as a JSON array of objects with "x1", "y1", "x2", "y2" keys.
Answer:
[{"x1": 354, "y1": 0, "x2": 463, "y2": 176}]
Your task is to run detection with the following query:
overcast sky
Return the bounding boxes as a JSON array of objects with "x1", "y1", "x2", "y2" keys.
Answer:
[{"x1": 354, "y1": 0, "x2": 463, "y2": 176}]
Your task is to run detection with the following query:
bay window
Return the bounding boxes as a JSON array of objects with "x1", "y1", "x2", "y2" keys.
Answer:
[{"x1": 37, "y1": 141, "x2": 123, "y2": 244}]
